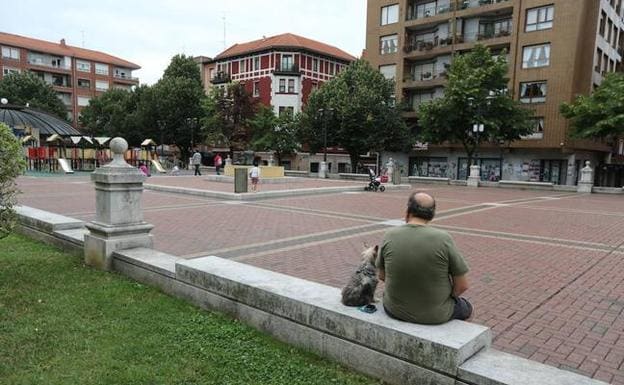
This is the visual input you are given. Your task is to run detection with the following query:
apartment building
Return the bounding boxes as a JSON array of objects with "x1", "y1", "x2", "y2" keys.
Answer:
[
  {"x1": 366, "y1": 0, "x2": 624, "y2": 185},
  {"x1": 198, "y1": 33, "x2": 355, "y2": 118},
  {"x1": 0, "y1": 32, "x2": 140, "y2": 127}
]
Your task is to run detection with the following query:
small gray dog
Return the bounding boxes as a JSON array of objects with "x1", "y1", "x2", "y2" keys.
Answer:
[{"x1": 341, "y1": 245, "x2": 379, "y2": 307}]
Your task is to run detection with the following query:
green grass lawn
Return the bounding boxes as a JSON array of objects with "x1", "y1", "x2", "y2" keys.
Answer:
[{"x1": 0, "y1": 234, "x2": 379, "y2": 385}]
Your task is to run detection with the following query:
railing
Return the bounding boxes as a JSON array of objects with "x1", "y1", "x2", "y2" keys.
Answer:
[
  {"x1": 406, "y1": 3, "x2": 455, "y2": 21},
  {"x1": 210, "y1": 71, "x2": 231, "y2": 84},
  {"x1": 113, "y1": 73, "x2": 139, "y2": 81},
  {"x1": 27, "y1": 60, "x2": 71, "y2": 70},
  {"x1": 274, "y1": 64, "x2": 300, "y2": 74},
  {"x1": 403, "y1": 35, "x2": 460, "y2": 53},
  {"x1": 404, "y1": 70, "x2": 447, "y2": 82},
  {"x1": 477, "y1": 28, "x2": 512, "y2": 41}
]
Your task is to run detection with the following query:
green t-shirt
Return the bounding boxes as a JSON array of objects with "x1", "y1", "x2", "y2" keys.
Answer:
[{"x1": 378, "y1": 224, "x2": 469, "y2": 325}]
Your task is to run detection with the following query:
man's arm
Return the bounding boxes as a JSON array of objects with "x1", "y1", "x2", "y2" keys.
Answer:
[
  {"x1": 452, "y1": 274, "x2": 469, "y2": 297},
  {"x1": 378, "y1": 268, "x2": 385, "y2": 282}
]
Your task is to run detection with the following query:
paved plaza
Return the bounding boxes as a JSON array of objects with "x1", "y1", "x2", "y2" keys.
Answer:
[{"x1": 16, "y1": 174, "x2": 624, "y2": 384}]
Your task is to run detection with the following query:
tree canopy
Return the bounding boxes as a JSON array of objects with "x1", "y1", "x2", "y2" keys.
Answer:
[
  {"x1": 299, "y1": 59, "x2": 412, "y2": 171},
  {"x1": 417, "y1": 45, "x2": 533, "y2": 165},
  {"x1": 0, "y1": 71, "x2": 67, "y2": 120},
  {"x1": 249, "y1": 105, "x2": 300, "y2": 165},
  {"x1": 0, "y1": 122, "x2": 26, "y2": 239},
  {"x1": 560, "y1": 73, "x2": 624, "y2": 139},
  {"x1": 202, "y1": 82, "x2": 257, "y2": 154}
]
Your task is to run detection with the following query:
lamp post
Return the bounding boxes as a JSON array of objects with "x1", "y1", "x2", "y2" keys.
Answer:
[
  {"x1": 317, "y1": 107, "x2": 334, "y2": 178},
  {"x1": 186, "y1": 117, "x2": 198, "y2": 150},
  {"x1": 466, "y1": 95, "x2": 494, "y2": 186}
]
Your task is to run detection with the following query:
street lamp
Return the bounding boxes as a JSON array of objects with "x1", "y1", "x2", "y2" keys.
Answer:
[
  {"x1": 186, "y1": 117, "x2": 198, "y2": 150},
  {"x1": 317, "y1": 107, "x2": 334, "y2": 178}
]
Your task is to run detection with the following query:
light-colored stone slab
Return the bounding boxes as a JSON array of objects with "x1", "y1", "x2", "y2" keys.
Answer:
[
  {"x1": 15, "y1": 205, "x2": 84, "y2": 232},
  {"x1": 176, "y1": 256, "x2": 491, "y2": 375},
  {"x1": 498, "y1": 180, "x2": 554, "y2": 190},
  {"x1": 458, "y1": 349, "x2": 608, "y2": 385},
  {"x1": 409, "y1": 176, "x2": 451, "y2": 184},
  {"x1": 54, "y1": 228, "x2": 88, "y2": 245},
  {"x1": 114, "y1": 248, "x2": 179, "y2": 278}
]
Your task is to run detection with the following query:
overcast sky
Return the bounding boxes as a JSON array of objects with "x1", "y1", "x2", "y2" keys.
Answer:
[{"x1": 2, "y1": 0, "x2": 367, "y2": 85}]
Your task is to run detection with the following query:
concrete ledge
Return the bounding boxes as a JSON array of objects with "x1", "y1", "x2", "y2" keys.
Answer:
[
  {"x1": 458, "y1": 349, "x2": 608, "y2": 385},
  {"x1": 113, "y1": 247, "x2": 179, "y2": 278},
  {"x1": 204, "y1": 175, "x2": 307, "y2": 184},
  {"x1": 15, "y1": 205, "x2": 84, "y2": 233},
  {"x1": 498, "y1": 180, "x2": 554, "y2": 190},
  {"x1": 409, "y1": 176, "x2": 451, "y2": 185},
  {"x1": 284, "y1": 170, "x2": 310, "y2": 177},
  {"x1": 553, "y1": 185, "x2": 579, "y2": 192},
  {"x1": 591, "y1": 186, "x2": 624, "y2": 194},
  {"x1": 450, "y1": 180, "x2": 468, "y2": 186},
  {"x1": 175, "y1": 256, "x2": 490, "y2": 375}
]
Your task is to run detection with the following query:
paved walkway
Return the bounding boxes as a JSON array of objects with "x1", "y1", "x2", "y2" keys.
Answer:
[{"x1": 16, "y1": 174, "x2": 624, "y2": 384}]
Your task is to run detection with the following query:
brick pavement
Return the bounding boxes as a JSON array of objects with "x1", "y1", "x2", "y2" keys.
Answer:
[{"x1": 14, "y1": 174, "x2": 624, "y2": 383}]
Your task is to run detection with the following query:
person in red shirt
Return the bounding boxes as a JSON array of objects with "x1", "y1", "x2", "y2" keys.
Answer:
[{"x1": 214, "y1": 153, "x2": 223, "y2": 175}]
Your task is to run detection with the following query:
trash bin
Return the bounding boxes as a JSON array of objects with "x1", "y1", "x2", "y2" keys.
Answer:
[
  {"x1": 234, "y1": 167, "x2": 248, "y2": 193},
  {"x1": 392, "y1": 169, "x2": 401, "y2": 185}
]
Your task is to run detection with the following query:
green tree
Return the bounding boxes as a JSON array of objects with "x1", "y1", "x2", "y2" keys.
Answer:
[
  {"x1": 560, "y1": 73, "x2": 624, "y2": 139},
  {"x1": 249, "y1": 105, "x2": 300, "y2": 165},
  {"x1": 418, "y1": 45, "x2": 533, "y2": 166},
  {"x1": 299, "y1": 59, "x2": 412, "y2": 172},
  {"x1": 163, "y1": 54, "x2": 203, "y2": 85},
  {"x1": 0, "y1": 122, "x2": 26, "y2": 239},
  {"x1": 79, "y1": 88, "x2": 142, "y2": 144},
  {"x1": 0, "y1": 72, "x2": 67, "y2": 120},
  {"x1": 202, "y1": 82, "x2": 257, "y2": 155}
]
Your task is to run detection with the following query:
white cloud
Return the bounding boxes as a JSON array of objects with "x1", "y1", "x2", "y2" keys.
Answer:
[{"x1": 1, "y1": 0, "x2": 366, "y2": 84}]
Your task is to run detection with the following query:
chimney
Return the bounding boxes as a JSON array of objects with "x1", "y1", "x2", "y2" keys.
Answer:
[{"x1": 60, "y1": 38, "x2": 66, "y2": 46}]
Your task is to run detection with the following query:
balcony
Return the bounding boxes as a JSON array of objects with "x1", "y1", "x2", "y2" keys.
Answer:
[
  {"x1": 406, "y1": 3, "x2": 455, "y2": 21},
  {"x1": 210, "y1": 71, "x2": 231, "y2": 84},
  {"x1": 403, "y1": 70, "x2": 447, "y2": 89},
  {"x1": 27, "y1": 60, "x2": 71, "y2": 72},
  {"x1": 274, "y1": 64, "x2": 301, "y2": 76},
  {"x1": 477, "y1": 28, "x2": 512, "y2": 41},
  {"x1": 403, "y1": 36, "x2": 455, "y2": 59},
  {"x1": 113, "y1": 73, "x2": 139, "y2": 82}
]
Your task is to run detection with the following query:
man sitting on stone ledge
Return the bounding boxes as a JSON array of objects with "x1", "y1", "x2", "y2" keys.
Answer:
[{"x1": 377, "y1": 192, "x2": 473, "y2": 324}]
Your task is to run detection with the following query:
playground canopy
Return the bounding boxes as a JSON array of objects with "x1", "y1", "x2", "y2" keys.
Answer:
[{"x1": 0, "y1": 104, "x2": 81, "y2": 140}]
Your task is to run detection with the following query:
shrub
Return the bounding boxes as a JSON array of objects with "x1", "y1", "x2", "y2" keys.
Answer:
[{"x1": 0, "y1": 122, "x2": 26, "y2": 238}]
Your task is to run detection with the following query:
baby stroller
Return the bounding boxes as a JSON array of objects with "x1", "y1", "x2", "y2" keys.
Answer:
[{"x1": 364, "y1": 168, "x2": 386, "y2": 192}]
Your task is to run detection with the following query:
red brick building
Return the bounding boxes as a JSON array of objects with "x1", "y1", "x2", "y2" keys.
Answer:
[
  {"x1": 0, "y1": 32, "x2": 140, "y2": 127},
  {"x1": 200, "y1": 33, "x2": 356, "y2": 117}
]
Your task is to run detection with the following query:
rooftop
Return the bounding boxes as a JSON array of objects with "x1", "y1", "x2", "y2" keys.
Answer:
[
  {"x1": 0, "y1": 104, "x2": 81, "y2": 136},
  {"x1": 214, "y1": 33, "x2": 356, "y2": 62},
  {"x1": 0, "y1": 32, "x2": 140, "y2": 70}
]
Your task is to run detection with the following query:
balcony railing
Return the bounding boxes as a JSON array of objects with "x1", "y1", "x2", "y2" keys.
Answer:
[
  {"x1": 210, "y1": 71, "x2": 231, "y2": 84},
  {"x1": 27, "y1": 60, "x2": 71, "y2": 70},
  {"x1": 403, "y1": 35, "x2": 460, "y2": 53},
  {"x1": 477, "y1": 28, "x2": 512, "y2": 41},
  {"x1": 274, "y1": 64, "x2": 300, "y2": 75},
  {"x1": 406, "y1": 0, "x2": 511, "y2": 20},
  {"x1": 404, "y1": 70, "x2": 447, "y2": 83},
  {"x1": 113, "y1": 73, "x2": 139, "y2": 81}
]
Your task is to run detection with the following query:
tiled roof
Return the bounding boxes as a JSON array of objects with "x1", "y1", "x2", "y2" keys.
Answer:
[
  {"x1": 0, "y1": 32, "x2": 140, "y2": 69},
  {"x1": 214, "y1": 33, "x2": 356, "y2": 62}
]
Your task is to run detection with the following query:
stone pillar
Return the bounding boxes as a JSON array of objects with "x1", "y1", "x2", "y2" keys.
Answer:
[
  {"x1": 225, "y1": 155, "x2": 232, "y2": 166},
  {"x1": 84, "y1": 137, "x2": 154, "y2": 270},
  {"x1": 318, "y1": 161, "x2": 327, "y2": 179},
  {"x1": 577, "y1": 161, "x2": 594, "y2": 193},
  {"x1": 268, "y1": 154, "x2": 275, "y2": 167},
  {"x1": 467, "y1": 165, "x2": 481, "y2": 187}
]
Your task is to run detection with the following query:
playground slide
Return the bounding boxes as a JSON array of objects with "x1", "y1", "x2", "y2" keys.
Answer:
[
  {"x1": 150, "y1": 159, "x2": 166, "y2": 173},
  {"x1": 58, "y1": 158, "x2": 74, "y2": 174}
]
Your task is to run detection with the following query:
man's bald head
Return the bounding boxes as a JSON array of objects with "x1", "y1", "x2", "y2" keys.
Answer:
[{"x1": 407, "y1": 192, "x2": 436, "y2": 221}]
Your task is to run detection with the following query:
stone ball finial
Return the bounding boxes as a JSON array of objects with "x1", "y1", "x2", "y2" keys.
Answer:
[
  {"x1": 110, "y1": 137, "x2": 128, "y2": 155},
  {"x1": 585, "y1": 160, "x2": 591, "y2": 167}
]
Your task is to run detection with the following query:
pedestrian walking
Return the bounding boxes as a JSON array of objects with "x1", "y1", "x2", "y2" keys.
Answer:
[
  {"x1": 249, "y1": 161, "x2": 261, "y2": 192},
  {"x1": 214, "y1": 153, "x2": 223, "y2": 175},
  {"x1": 192, "y1": 150, "x2": 202, "y2": 176}
]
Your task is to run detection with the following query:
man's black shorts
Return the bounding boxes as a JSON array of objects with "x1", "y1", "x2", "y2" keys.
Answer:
[{"x1": 451, "y1": 296, "x2": 473, "y2": 321}]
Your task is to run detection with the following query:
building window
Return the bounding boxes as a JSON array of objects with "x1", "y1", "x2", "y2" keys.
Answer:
[
  {"x1": 240, "y1": 59, "x2": 246, "y2": 73},
  {"x1": 95, "y1": 63, "x2": 109, "y2": 75},
  {"x1": 380, "y1": 4, "x2": 399, "y2": 25},
  {"x1": 526, "y1": 5, "x2": 554, "y2": 32},
  {"x1": 2, "y1": 67, "x2": 20, "y2": 76},
  {"x1": 95, "y1": 80, "x2": 109, "y2": 91},
  {"x1": 254, "y1": 57, "x2": 260, "y2": 71},
  {"x1": 380, "y1": 34, "x2": 398, "y2": 55},
  {"x1": 77, "y1": 96, "x2": 91, "y2": 107},
  {"x1": 279, "y1": 78, "x2": 286, "y2": 93},
  {"x1": 519, "y1": 81, "x2": 547, "y2": 103},
  {"x1": 288, "y1": 79, "x2": 295, "y2": 93},
  {"x1": 280, "y1": 55, "x2": 293, "y2": 71},
  {"x1": 78, "y1": 79, "x2": 91, "y2": 88},
  {"x1": 278, "y1": 106, "x2": 294, "y2": 118},
  {"x1": 1, "y1": 46, "x2": 19, "y2": 60},
  {"x1": 599, "y1": 11, "x2": 607, "y2": 37},
  {"x1": 253, "y1": 81, "x2": 260, "y2": 97},
  {"x1": 522, "y1": 44, "x2": 551, "y2": 68},
  {"x1": 379, "y1": 64, "x2": 397, "y2": 80},
  {"x1": 312, "y1": 58, "x2": 319, "y2": 72},
  {"x1": 522, "y1": 117, "x2": 545, "y2": 139},
  {"x1": 76, "y1": 60, "x2": 91, "y2": 72}
]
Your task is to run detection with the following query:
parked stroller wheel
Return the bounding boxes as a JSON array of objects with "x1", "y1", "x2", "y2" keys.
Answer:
[
  {"x1": 379, "y1": 186, "x2": 386, "y2": 192},
  {"x1": 364, "y1": 186, "x2": 370, "y2": 191}
]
